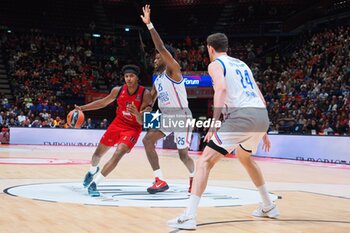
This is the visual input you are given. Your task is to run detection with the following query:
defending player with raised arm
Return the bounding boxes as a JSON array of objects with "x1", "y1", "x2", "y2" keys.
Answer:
[
  {"x1": 140, "y1": 5, "x2": 195, "y2": 194},
  {"x1": 77, "y1": 64, "x2": 152, "y2": 197},
  {"x1": 168, "y1": 33, "x2": 278, "y2": 230}
]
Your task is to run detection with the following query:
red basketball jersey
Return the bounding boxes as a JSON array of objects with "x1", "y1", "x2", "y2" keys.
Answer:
[{"x1": 113, "y1": 84, "x2": 145, "y2": 130}]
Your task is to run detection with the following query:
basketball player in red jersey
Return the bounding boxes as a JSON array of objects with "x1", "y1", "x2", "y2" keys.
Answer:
[{"x1": 76, "y1": 64, "x2": 152, "y2": 197}]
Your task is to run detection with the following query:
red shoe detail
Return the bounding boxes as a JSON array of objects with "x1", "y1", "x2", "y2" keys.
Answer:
[{"x1": 147, "y1": 177, "x2": 169, "y2": 194}]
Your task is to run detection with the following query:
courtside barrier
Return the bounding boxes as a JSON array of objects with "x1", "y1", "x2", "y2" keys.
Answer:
[
  {"x1": 10, "y1": 128, "x2": 349, "y2": 162},
  {"x1": 9, "y1": 127, "x2": 202, "y2": 150},
  {"x1": 256, "y1": 134, "x2": 350, "y2": 164},
  {"x1": 9, "y1": 127, "x2": 163, "y2": 148}
]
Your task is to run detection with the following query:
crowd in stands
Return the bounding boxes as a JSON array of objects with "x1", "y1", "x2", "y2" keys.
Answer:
[
  {"x1": 0, "y1": 25, "x2": 349, "y2": 136},
  {"x1": 257, "y1": 26, "x2": 350, "y2": 135},
  {"x1": 0, "y1": 31, "x2": 119, "y2": 130},
  {"x1": 144, "y1": 36, "x2": 266, "y2": 73},
  {"x1": 3, "y1": 31, "x2": 97, "y2": 98},
  {"x1": 0, "y1": 91, "x2": 109, "y2": 130}
]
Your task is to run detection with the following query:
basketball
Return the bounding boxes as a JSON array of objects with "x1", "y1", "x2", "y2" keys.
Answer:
[{"x1": 67, "y1": 110, "x2": 85, "y2": 128}]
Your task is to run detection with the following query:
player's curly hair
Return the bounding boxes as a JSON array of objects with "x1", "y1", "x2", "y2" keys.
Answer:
[{"x1": 121, "y1": 64, "x2": 140, "y2": 76}]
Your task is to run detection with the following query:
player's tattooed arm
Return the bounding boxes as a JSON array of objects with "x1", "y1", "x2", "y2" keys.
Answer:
[{"x1": 75, "y1": 86, "x2": 120, "y2": 111}]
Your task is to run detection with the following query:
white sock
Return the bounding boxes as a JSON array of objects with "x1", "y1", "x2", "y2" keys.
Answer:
[
  {"x1": 89, "y1": 165, "x2": 98, "y2": 174},
  {"x1": 94, "y1": 173, "x2": 105, "y2": 185},
  {"x1": 154, "y1": 169, "x2": 163, "y2": 179},
  {"x1": 189, "y1": 170, "x2": 195, "y2": 177},
  {"x1": 185, "y1": 194, "x2": 200, "y2": 216},
  {"x1": 257, "y1": 184, "x2": 273, "y2": 207}
]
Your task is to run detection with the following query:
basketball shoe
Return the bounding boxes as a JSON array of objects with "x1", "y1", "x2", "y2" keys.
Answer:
[
  {"x1": 83, "y1": 166, "x2": 99, "y2": 188},
  {"x1": 88, "y1": 182, "x2": 100, "y2": 197},
  {"x1": 168, "y1": 212, "x2": 197, "y2": 230},
  {"x1": 147, "y1": 177, "x2": 169, "y2": 194},
  {"x1": 188, "y1": 177, "x2": 193, "y2": 193},
  {"x1": 252, "y1": 203, "x2": 279, "y2": 218}
]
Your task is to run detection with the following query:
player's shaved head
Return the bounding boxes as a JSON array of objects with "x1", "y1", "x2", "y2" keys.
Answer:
[{"x1": 207, "y1": 33, "x2": 228, "y2": 52}]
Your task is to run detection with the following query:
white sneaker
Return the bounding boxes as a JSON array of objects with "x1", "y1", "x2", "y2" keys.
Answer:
[
  {"x1": 168, "y1": 212, "x2": 197, "y2": 230},
  {"x1": 252, "y1": 203, "x2": 279, "y2": 218}
]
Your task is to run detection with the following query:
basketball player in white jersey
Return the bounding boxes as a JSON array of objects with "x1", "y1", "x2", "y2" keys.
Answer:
[
  {"x1": 168, "y1": 33, "x2": 279, "y2": 230},
  {"x1": 140, "y1": 5, "x2": 195, "y2": 194}
]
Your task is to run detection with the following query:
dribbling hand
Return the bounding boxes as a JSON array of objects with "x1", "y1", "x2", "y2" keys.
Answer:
[
  {"x1": 140, "y1": 5, "x2": 151, "y2": 24},
  {"x1": 74, "y1": 104, "x2": 82, "y2": 111}
]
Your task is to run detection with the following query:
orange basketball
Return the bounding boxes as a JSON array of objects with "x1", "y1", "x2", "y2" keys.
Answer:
[{"x1": 67, "y1": 110, "x2": 85, "y2": 128}]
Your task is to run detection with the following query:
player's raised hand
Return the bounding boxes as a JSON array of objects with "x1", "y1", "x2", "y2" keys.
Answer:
[{"x1": 140, "y1": 4, "x2": 151, "y2": 24}]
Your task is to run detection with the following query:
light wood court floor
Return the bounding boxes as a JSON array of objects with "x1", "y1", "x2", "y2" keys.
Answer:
[{"x1": 0, "y1": 145, "x2": 349, "y2": 233}]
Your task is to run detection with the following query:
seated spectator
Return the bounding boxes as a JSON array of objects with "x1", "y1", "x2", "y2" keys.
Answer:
[
  {"x1": 17, "y1": 111, "x2": 26, "y2": 124},
  {"x1": 53, "y1": 116, "x2": 61, "y2": 127},
  {"x1": 84, "y1": 118, "x2": 95, "y2": 129}
]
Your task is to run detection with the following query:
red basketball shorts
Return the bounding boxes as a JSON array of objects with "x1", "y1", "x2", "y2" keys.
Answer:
[{"x1": 100, "y1": 124, "x2": 141, "y2": 150}]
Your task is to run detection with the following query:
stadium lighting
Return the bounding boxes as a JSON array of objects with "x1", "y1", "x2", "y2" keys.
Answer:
[
  {"x1": 92, "y1": 33, "x2": 101, "y2": 38},
  {"x1": 125, "y1": 27, "x2": 130, "y2": 32},
  {"x1": 7, "y1": 30, "x2": 11, "y2": 33}
]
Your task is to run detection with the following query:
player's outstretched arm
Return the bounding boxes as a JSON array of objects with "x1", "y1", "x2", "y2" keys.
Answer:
[
  {"x1": 140, "y1": 5, "x2": 180, "y2": 73},
  {"x1": 75, "y1": 87, "x2": 120, "y2": 111}
]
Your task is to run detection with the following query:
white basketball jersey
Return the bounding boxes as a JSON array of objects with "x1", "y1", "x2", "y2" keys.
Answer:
[
  {"x1": 154, "y1": 71, "x2": 190, "y2": 114},
  {"x1": 213, "y1": 55, "x2": 265, "y2": 109}
]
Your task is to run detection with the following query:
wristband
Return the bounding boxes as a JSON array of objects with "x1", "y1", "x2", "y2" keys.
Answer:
[{"x1": 147, "y1": 23, "x2": 154, "y2": 30}]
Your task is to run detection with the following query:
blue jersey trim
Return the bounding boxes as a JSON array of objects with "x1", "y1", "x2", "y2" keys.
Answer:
[
  {"x1": 164, "y1": 72, "x2": 183, "y2": 84},
  {"x1": 154, "y1": 74, "x2": 161, "y2": 83},
  {"x1": 214, "y1": 58, "x2": 226, "y2": 77}
]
